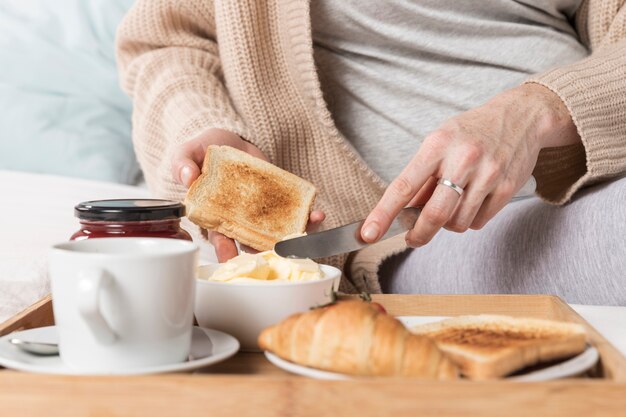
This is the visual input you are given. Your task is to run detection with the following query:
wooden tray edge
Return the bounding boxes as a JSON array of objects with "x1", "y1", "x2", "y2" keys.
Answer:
[
  {"x1": 0, "y1": 295, "x2": 53, "y2": 337},
  {"x1": 549, "y1": 297, "x2": 626, "y2": 381}
]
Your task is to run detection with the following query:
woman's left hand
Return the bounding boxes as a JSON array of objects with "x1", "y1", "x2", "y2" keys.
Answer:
[{"x1": 361, "y1": 83, "x2": 581, "y2": 247}]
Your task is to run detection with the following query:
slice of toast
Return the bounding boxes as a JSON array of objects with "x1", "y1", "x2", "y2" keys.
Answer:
[
  {"x1": 410, "y1": 315, "x2": 587, "y2": 380},
  {"x1": 185, "y1": 145, "x2": 317, "y2": 251}
]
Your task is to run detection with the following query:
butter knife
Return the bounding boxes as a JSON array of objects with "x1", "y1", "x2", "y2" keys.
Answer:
[
  {"x1": 274, "y1": 176, "x2": 537, "y2": 259},
  {"x1": 274, "y1": 207, "x2": 421, "y2": 259}
]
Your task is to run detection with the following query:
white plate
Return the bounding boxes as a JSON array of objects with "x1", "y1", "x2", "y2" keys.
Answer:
[
  {"x1": 265, "y1": 316, "x2": 599, "y2": 382},
  {"x1": 0, "y1": 326, "x2": 239, "y2": 376}
]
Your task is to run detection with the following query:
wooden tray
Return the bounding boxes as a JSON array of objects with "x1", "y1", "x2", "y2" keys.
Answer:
[{"x1": 1, "y1": 294, "x2": 625, "y2": 416}]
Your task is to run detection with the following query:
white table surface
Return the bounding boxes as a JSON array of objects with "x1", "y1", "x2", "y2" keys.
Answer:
[
  {"x1": 1, "y1": 170, "x2": 624, "y2": 357},
  {"x1": 570, "y1": 304, "x2": 626, "y2": 356}
]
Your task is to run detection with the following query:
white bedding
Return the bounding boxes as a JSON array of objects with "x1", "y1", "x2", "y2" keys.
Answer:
[{"x1": 0, "y1": 170, "x2": 216, "y2": 323}]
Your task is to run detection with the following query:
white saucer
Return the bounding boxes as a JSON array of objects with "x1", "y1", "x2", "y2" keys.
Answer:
[
  {"x1": 265, "y1": 316, "x2": 600, "y2": 382},
  {"x1": 0, "y1": 326, "x2": 239, "y2": 376}
]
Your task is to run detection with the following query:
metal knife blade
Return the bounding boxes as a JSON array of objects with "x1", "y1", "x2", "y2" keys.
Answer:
[{"x1": 274, "y1": 207, "x2": 422, "y2": 259}]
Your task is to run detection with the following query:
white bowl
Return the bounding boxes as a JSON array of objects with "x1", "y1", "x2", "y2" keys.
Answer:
[{"x1": 195, "y1": 263, "x2": 341, "y2": 351}]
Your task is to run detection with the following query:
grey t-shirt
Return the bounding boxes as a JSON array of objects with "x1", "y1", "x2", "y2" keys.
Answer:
[{"x1": 311, "y1": 0, "x2": 589, "y2": 183}]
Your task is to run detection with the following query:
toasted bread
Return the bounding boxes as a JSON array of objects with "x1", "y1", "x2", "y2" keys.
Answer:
[
  {"x1": 185, "y1": 145, "x2": 317, "y2": 251},
  {"x1": 410, "y1": 315, "x2": 587, "y2": 380}
]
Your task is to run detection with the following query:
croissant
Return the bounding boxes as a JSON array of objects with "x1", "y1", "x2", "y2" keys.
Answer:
[{"x1": 258, "y1": 300, "x2": 458, "y2": 379}]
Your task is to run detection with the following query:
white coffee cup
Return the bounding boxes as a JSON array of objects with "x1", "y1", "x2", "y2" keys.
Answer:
[{"x1": 49, "y1": 238, "x2": 198, "y2": 373}]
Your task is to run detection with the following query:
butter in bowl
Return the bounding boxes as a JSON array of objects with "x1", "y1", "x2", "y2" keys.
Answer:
[{"x1": 195, "y1": 251, "x2": 341, "y2": 351}]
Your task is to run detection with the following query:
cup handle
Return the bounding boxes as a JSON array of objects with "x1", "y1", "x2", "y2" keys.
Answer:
[{"x1": 77, "y1": 269, "x2": 117, "y2": 345}]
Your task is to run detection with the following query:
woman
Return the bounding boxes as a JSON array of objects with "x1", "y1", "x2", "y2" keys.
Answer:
[{"x1": 116, "y1": 0, "x2": 626, "y2": 304}]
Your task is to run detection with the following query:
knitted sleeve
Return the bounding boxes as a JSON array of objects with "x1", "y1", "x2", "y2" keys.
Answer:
[
  {"x1": 116, "y1": 0, "x2": 250, "y2": 200},
  {"x1": 524, "y1": 0, "x2": 626, "y2": 204}
]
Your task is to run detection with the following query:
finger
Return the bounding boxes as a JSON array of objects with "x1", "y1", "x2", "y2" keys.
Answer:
[
  {"x1": 445, "y1": 166, "x2": 500, "y2": 232},
  {"x1": 306, "y1": 210, "x2": 325, "y2": 233},
  {"x1": 470, "y1": 179, "x2": 516, "y2": 230},
  {"x1": 444, "y1": 183, "x2": 486, "y2": 233},
  {"x1": 362, "y1": 155, "x2": 438, "y2": 243},
  {"x1": 171, "y1": 140, "x2": 208, "y2": 187},
  {"x1": 172, "y1": 157, "x2": 201, "y2": 187},
  {"x1": 408, "y1": 176, "x2": 438, "y2": 208},
  {"x1": 405, "y1": 180, "x2": 463, "y2": 247},
  {"x1": 182, "y1": 138, "x2": 212, "y2": 166},
  {"x1": 208, "y1": 231, "x2": 239, "y2": 263},
  {"x1": 240, "y1": 244, "x2": 259, "y2": 254}
]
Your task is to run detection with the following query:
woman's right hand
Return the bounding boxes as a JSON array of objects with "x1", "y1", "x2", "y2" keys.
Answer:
[{"x1": 171, "y1": 128, "x2": 324, "y2": 262}]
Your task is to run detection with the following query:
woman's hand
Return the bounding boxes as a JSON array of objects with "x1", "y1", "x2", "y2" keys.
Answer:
[
  {"x1": 172, "y1": 128, "x2": 325, "y2": 262},
  {"x1": 171, "y1": 128, "x2": 266, "y2": 188},
  {"x1": 361, "y1": 83, "x2": 581, "y2": 247}
]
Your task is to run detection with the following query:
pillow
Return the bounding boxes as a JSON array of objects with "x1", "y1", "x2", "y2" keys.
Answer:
[{"x1": 0, "y1": 0, "x2": 140, "y2": 184}]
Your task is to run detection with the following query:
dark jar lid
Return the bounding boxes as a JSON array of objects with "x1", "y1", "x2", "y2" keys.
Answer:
[{"x1": 75, "y1": 199, "x2": 185, "y2": 222}]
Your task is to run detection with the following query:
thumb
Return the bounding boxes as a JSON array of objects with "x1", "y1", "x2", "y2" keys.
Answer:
[
  {"x1": 306, "y1": 210, "x2": 325, "y2": 234},
  {"x1": 173, "y1": 158, "x2": 201, "y2": 188}
]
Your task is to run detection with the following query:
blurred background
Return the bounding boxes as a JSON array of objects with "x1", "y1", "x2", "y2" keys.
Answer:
[
  {"x1": 0, "y1": 0, "x2": 158, "y2": 322},
  {"x1": 0, "y1": 0, "x2": 140, "y2": 184}
]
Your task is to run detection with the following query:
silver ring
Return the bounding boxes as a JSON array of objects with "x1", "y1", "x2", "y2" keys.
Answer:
[{"x1": 437, "y1": 178, "x2": 464, "y2": 196}]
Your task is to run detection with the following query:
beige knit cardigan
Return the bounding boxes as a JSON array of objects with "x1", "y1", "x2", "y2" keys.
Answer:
[{"x1": 116, "y1": 0, "x2": 626, "y2": 293}]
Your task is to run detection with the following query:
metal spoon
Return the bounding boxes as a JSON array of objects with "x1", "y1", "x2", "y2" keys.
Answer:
[
  {"x1": 9, "y1": 338, "x2": 59, "y2": 356},
  {"x1": 8, "y1": 328, "x2": 211, "y2": 358}
]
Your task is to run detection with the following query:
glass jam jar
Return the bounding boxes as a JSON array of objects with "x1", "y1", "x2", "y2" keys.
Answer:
[{"x1": 70, "y1": 199, "x2": 192, "y2": 241}]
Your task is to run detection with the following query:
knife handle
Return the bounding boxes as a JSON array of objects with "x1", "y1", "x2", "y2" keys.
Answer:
[{"x1": 511, "y1": 175, "x2": 536, "y2": 202}]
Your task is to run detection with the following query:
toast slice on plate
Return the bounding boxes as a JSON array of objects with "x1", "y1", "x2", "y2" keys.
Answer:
[
  {"x1": 410, "y1": 315, "x2": 587, "y2": 380},
  {"x1": 185, "y1": 145, "x2": 316, "y2": 251}
]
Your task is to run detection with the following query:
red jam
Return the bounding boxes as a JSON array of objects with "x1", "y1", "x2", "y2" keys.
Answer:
[{"x1": 70, "y1": 199, "x2": 192, "y2": 241}]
